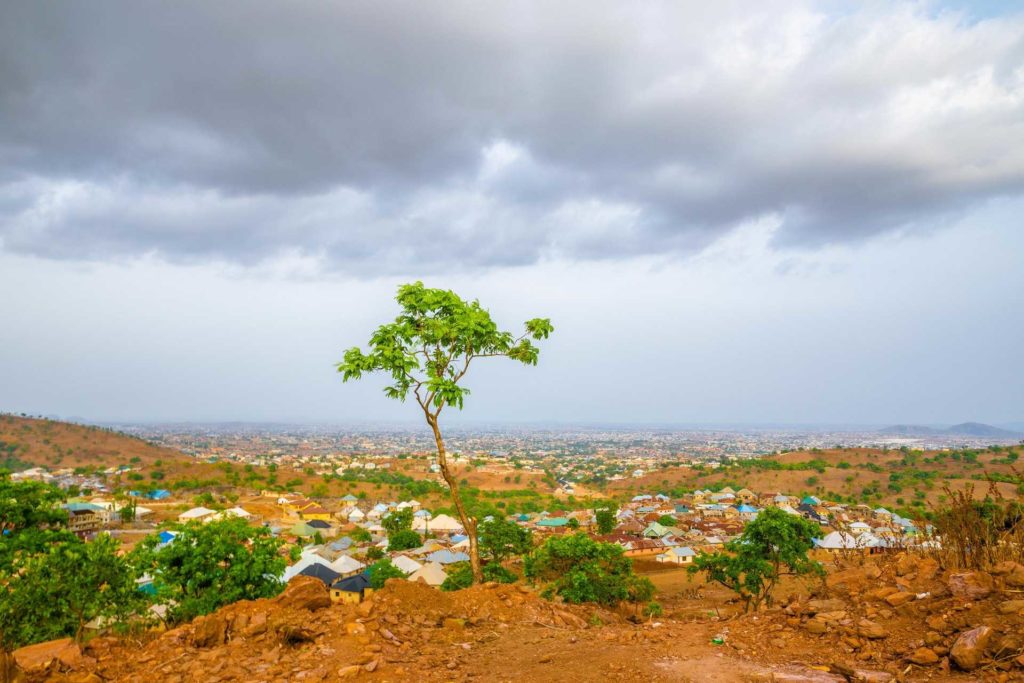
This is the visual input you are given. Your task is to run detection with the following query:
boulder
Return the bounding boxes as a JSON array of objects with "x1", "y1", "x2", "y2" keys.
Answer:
[
  {"x1": 906, "y1": 647, "x2": 939, "y2": 666},
  {"x1": 804, "y1": 619, "x2": 828, "y2": 635},
  {"x1": 950, "y1": 626, "x2": 993, "y2": 671},
  {"x1": 947, "y1": 572, "x2": 993, "y2": 600},
  {"x1": 996, "y1": 562, "x2": 1024, "y2": 587},
  {"x1": 274, "y1": 575, "x2": 332, "y2": 611},
  {"x1": 12, "y1": 638, "x2": 87, "y2": 672},
  {"x1": 884, "y1": 592, "x2": 914, "y2": 607},
  {"x1": 191, "y1": 613, "x2": 228, "y2": 648},
  {"x1": 857, "y1": 619, "x2": 888, "y2": 640}
]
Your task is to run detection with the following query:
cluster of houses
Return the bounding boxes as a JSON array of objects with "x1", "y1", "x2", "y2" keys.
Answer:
[
  {"x1": 162, "y1": 485, "x2": 928, "y2": 605},
  {"x1": 585, "y1": 488, "x2": 925, "y2": 563},
  {"x1": 260, "y1": 495, "x2": 474, "y2": 603}
]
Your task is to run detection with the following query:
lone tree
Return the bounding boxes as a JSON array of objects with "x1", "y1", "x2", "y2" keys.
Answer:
[
  {"x1": 689, "y1": 506, "x2": 823, "y2": 612},
  {"x1": 338, "y1": 282, "x2": 553, "y2": 583}
]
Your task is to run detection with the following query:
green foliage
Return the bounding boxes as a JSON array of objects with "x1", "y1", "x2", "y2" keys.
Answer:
[
  {"x1": 657, "y1": 514, "x2": 676, "y2": 527},
  {"x1": 350, "y1": 527, "x2": 372, "y2": 543},
  {"x1": 337, "y1": 281, "x2": 553, "y2": 410},
  {"x1": 365, "y1": 546, "x2": 385, "y2": 561},
  {"x1": 441, "y1": 561, "x2": 517, "y2": 591},
  {"x1": 478, "y1": 517, "x2": 533, "y2": 563},
  {"x1": 0, "y1": 474, "x2": 67, "y2": 535},
  {"x1": 382, "y1": 508, "x2": 413, "y2": 535},
  {"x1": 387, "y1": 529, "x2": 422, "y2": 552},
  {"x1": 524, "y1": 533, "x2": 655, "y2": 607},
  {"x1": 0, "y1": 534, "x2": 146, "y2": 648},
  {"x1": 131, "y1": 518, "x2": 285, "y2": 623},
  {"x1": 689, "y1": 507, "x2": 822, "y2": 612},
  {"x1": 594, "y1": 505, "x2": 617, "y2": 535},
  {"x1": 367, "y1": 559, "x2": 406, "y2": 589}
]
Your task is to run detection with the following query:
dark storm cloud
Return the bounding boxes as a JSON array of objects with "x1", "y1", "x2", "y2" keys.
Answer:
[{"x1": 1, "y1": 1, "x2": 1023, "y2": 272}]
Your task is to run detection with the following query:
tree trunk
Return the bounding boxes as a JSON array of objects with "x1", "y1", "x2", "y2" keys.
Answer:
[{"x1": 426, "y1": 415, "x2": 482, "y2": 583}]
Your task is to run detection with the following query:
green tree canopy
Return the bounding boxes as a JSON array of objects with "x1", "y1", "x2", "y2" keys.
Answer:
[
  {"x1": 337, "y1": 282, "x2": 552, "y2": 583},
  {"x1": 524, "y1": 533, "x2": 654, "y2": 606},
  {"x1": 130, "y1": 518, "x2": 285, "y2": 623},
  {"x1": 594, "y1": 505, "x2": 617, "y2": 535},
  {"x1": 0, "y1": 474, "x2": 67, "y2": 535},
  {"x1": 386, "y1": 529, "x2": 422, "y2": 552},
  {"x1": 478, "y1": 517, "x2": 533, "y2": 564},
  {"x1": 367, "y1": 558, "x2": 406, "y2": 589},
  {"x1": 0, "y1": 534, "x2": 145, "y2": 648},
  {"x1": 689, "y1": 506, "x2": 823, "y2": 612}
]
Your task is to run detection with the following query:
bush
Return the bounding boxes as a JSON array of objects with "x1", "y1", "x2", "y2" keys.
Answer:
[
  {"x1": 387, "y1": 529, "x2": 422, "y2": 551},
  {"x1": 441, "y1": 562, "x2": 517, "y2": 591},
  {"x1": 524, "y1": 533, "x2": 654, "y2": 606},
  {"x1": 367, "y1": 559, "x2": 406, "y2": 589}
]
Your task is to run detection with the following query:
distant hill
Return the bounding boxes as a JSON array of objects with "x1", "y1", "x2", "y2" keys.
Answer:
[
  {"x1": 0, "y1": 414, "x2": 190, "y2": 471},
  {"x1": 878, "y1": 422, "x2": 1021, "y2": 438}
]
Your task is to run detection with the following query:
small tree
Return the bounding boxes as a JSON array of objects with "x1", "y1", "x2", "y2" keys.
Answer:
[
  {"x1": 479, "y1": 517, "x2": 533, "y2": 563},
  {"x1": 525, "y1": 533, "x2": 654, "y2": 606},
  {"x1": 382, "y1": 508, "x2": 413, "y2": 536},
  {"x1": 689, "y1": 507, "x2": 822, "y2": 612},
  {"x1": 657, "y1": 514, "x2": 676, "y2": 527},
  {"x1": 338, "y1": 282, "x2": 553, "y2": 583},
  {"x1": 594, "y1": 505, "x2": 617, "y2": 535}
]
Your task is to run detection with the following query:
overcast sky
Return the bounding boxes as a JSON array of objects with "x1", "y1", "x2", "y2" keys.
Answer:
[{"x1": 1, "y1": 1, "x2": 1022, "y2": 426}]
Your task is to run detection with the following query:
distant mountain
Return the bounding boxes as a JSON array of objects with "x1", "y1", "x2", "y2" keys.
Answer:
[
  {"x1": 945, "y1": 422, "x2": 1021, "y2": 438},
  {"x1": 878, "y1": 422, "x2": 1021, "y2": 438}
]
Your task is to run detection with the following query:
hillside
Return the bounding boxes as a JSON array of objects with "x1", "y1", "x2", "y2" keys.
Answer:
[
  {"x1": 10, "y1": 557, "x2": 1024, "y2": 682},
  {"x1": 878, "y1": 422, "x2": 1021, "y2": 438},
  {"x1": 0, "y1": 415, "x2": 191, "y2": 471},
  {"x1": 608, "y1": 446, "x2": 1023, "y2": 513}
]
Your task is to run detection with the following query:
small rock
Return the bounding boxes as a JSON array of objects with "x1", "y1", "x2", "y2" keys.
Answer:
[
  {"x1": 857, "y1": 619, "x2": 888, "y2": 640},
  {"x1": 884, "y1": 592, "x2": 914, "y2": 607},
  {"x1": 907, "y1": 647, "x2": 939, "y2": 666}
]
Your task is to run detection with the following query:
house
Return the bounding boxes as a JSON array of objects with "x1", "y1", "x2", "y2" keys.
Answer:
[
  {"x1": 330, "y1": 554, "x2": 366, "y2": 577},
  {"x1": 425, "y1": 549, "x2": 470, "y2": 565},
  {"x1": 289, "y1": 521, "x2": 318, "y2": 538},
  {"x1": 735, "y1": 504, "x2": 759, "y2": 520},
  {"x1": 536, "y1": 517, "x2": 569, "y2": 530},
  {"x1": 408, "y1": 561, "x2": 447, "y2": 587},
  {"x1": 413, "y1": 513, "x2": 463, "y2": 534},
  {"x1": 299, "y1": 505, "x2": 332, "y2": 522},
  {"x1": 298, "y1": 563, "x2": 342, "y2": 586},
  {"x1": 391, "y1": 555, "x2": 423, "y2": 575},
  {"x1": 178, "y1": 506, "x2": 217, "y2": 523},
  {"x1": 330, "y1": 572, "x2": 373, "y2": 604},
  {"x1": 656, "y1": 546, "x2": 697, "y2": 565},
  {"x1": 65, "y1": 502, "x2": 107, "y2": 536},
  {"x1": 282, "y1": 556, "x2": 334, "y2": 582}
]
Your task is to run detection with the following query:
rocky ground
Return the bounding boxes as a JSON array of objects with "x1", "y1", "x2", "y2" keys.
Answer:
[{"x1": 5, "y1": 554, "x2": 1024, "y2": 682}]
